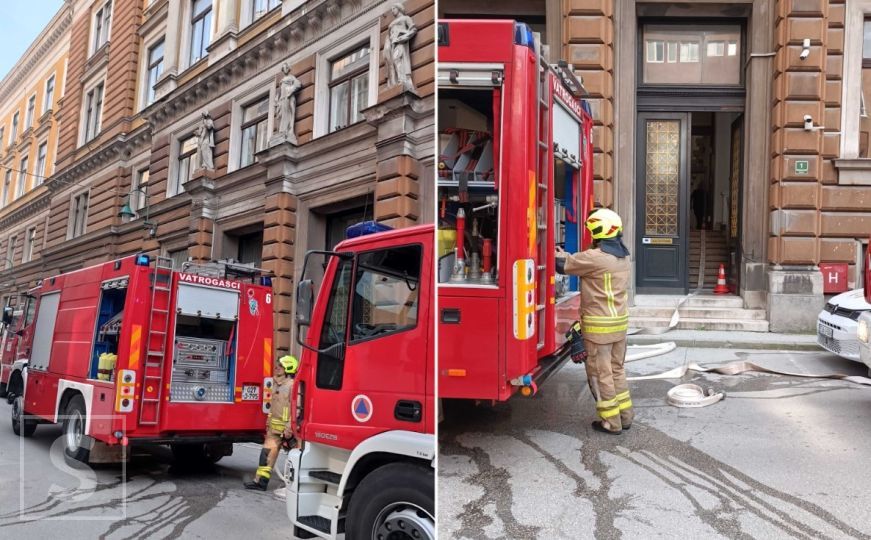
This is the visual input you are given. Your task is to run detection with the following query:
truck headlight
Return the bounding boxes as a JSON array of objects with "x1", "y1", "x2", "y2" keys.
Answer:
[{"x1": 859, "y1": 319, "x2": 870, "y2": 344}]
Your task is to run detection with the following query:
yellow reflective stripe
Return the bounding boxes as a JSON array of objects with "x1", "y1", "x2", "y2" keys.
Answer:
[
  {"x1": 583, "y1": 324, "x2": 629, "y2": 334},
  {"x1": 583, "y1": 314, "x2": 629, "y2": 322},
  {"x1": 604, "y1": 272, "x2": 618, "y2": 317},
  {"x1": 256, "y1": 466, "x2": 272, "y2": 479},
  {"x1": 269, "y1": 419, "x2": 287, "y2": 430},
  {"x1": 616, "y1": 390, "x2": 631, "y2": 401},
  {"x1": 619, "y1": 399, "x2": 633, "y2": 411},
  {"x1": 596, "y1": 399, "x2": 619, "y2": 410},
  {"x1": 282, "y1": 407, "x2": 288, "y2": 422},
  {"x1": 599, "y1": 407, "x2": 621, "y2": 419}
]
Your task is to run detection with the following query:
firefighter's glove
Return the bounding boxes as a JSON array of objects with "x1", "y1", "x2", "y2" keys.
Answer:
[{"x1": 555, "y1": 254, "x2": 567, "y2": 275}]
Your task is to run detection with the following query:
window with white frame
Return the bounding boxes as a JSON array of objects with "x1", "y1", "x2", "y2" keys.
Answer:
[
  {"x1": 132, "y1": 167, "x2": 149, "y2": 212},
  {"x1": 239, "y1": 96, "x2": 269, "y2": 168},
  {"x1": 329, "y1": 44, "x2": 370, "y2": 133},
  {"x1": 1, "y1": 170, "x2": 10, "y2": 205},
  {"x1": 252, "y1": 0, "x2": 280, "y2": 21},
  {"x1": 70, "y1": 191, "x2": 89, "y2": 238},
  {"x1": 145, "y1": 39, "x2": 164, "y2": 106},
  {"x1": 92, "y1": 1, "x2": 113, "y2": 53},
  {"x1": 10, "y1": 112, "x2": 18, "y2": 146},
  {"x1": 22, "y1": 226, "x2": 36, "y2": 263},
  {"x1": 859, "y1": 18, "x2": 871, "y2": 158},
  {"x1": 646, "y1": 41, "x2": 664, "y2": 63},
  {"x1": 706, "y1": 41, "x2": 725, "y2": 57},
  {"x1": 16, "y1": 156, "x2": 27, "y2": 197},
  {"x1": 25, "y1": 95, "x2": 35, "y2": 130},
  {"x1": 35, "y1": 142, "x2": 47, "y2": 183},
  {"x1": 189, "y1": 0, "x2": 213, "y2": 65},
  {"x1": 83, "y1": 82, "x2": 104, "y2": 142},
  {"x1": 6, "y1": 235, "x2": 15, "y2": 268},
  {"x1": 174, "y1": 135, "x2": 197, "y2": 195},
  {"x1": 44, "y1": 75, "x2": 55, "y2": 112},
  {"x1": 667, "y1": 42, "x2": 678, "y2": 63}
]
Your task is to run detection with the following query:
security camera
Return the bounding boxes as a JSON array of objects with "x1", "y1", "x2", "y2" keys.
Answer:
[
  {"x1": 800, "y1": 38, "x2": 811, "y2": 60},
  {"x1": 804, "y1": 115, "x2": 813, "y2": 131}
]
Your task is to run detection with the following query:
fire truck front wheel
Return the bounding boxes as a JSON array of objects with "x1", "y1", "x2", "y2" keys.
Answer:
[
  {"x1": 346, "y1": 462, "x2": 434, "y2": 540},
  {"x1": 11, "y1": 396, "x2": 36, "y2": 437},
  {"x1": 62, "y1": 395, "x2": 92, "y2": 463}
]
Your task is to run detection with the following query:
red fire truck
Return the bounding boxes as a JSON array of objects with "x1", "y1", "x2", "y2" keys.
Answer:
[
  {"x1": 0, "y1": 291, "x2": 36, "y2": 399},
  {"x1": 6, "y1": 254, "x2": 275, "y2": 463},
  {"x1": 284, "y1": 224, "x2": 434, "y2": 540},
  {"x1": 437, "y1": 19, "x2": 595, "y2": 401}
]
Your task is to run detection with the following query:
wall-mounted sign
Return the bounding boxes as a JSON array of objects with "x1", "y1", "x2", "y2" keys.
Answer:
[
  {"x1": 642, "y1": 237, "x2": 674, "y2": 245},
  {"x1": 795, "y1": 160, "x2": 809, "y2": 175}
]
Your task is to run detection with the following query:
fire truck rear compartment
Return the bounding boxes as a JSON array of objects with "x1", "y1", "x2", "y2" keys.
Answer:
[
  {"x1": 90, "y1": 284, "x2": 127, "y2": 381},
  {"x1": 170, "y1": 284, "x2": 240, "y2": 403},
  {"x1": 438, "y1": 87, "x2": 499, "y2": 285}
]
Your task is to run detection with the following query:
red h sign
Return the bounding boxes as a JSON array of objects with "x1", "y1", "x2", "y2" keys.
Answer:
[{"x1": 819, "y1": 263, "x2": 848, "y2": 294}]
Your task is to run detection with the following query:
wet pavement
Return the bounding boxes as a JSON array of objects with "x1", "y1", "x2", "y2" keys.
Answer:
[
  {"x1": 0, "y1": 421, "x2": 289, "y2": 539},
  {"x1": 438, "y1": 347, "x2": 871, "y2": 539}
]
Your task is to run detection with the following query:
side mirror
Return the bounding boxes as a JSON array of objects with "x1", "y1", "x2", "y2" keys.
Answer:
[
  {"x1": 295, "y1": 279, "x2": 314, "y2": 330},
  {"x1": 2, "y1": 306, "x2": 13, "y2": 326}
]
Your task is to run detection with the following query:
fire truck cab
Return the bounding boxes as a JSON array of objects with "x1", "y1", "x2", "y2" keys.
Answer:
[
  {"x1": 437, "y1": 19, "x2": 595, "y2": 401},
  {"x1": 9, "y1": 254, "x2": 275, "y2": 464},
  {"x1": 0, "y1": 289, "x2": 38, "y2": 399},
  {"x1": 285, "y1": 224, "x2": 434, "y2": 540}
]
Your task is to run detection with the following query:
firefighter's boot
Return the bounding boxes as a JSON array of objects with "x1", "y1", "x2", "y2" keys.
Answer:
[
  {"x1": 244, "y1": 476, "x2": 269, "y2": 491},
  {"x1": 244, "y1": 447, "x2": 273, "y2": 490}
]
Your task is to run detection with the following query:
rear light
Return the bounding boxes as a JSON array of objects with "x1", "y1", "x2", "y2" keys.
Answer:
[
  {"x1": 262, "y1": 377, "x2": 273, "y2": 414},
  {"x1": 115, "y1": 369, "x2": 136, "y2": 413},
  {"x1": 859, "y1": 319, "x2": 870, "y2": 344}
]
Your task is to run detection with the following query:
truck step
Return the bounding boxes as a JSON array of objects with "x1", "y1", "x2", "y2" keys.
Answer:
[
  {"x1": 310, "y1": 470, "x2": 341, "y2": 485},
  {"x1": 298, "y1": 515, "x2": 331, "y2": 534}
]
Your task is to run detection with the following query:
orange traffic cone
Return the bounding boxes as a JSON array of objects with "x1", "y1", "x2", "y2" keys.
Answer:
[{"x1": 713, "y1": 264, "x2": 729, "y2": 294}]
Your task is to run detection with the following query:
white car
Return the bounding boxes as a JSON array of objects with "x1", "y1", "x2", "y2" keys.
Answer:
[
  {"x1": 817, "y1": 288, "x2": 871, "y2": 361},
  {"x1": 858, "y1": 311, "x2": 871, "y2": 375}
]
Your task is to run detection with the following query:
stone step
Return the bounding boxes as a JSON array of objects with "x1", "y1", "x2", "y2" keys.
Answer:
[
  {"x1": 630, "y1": 306, "x2": 768, "y2": 320},
  {"x1": 633, "y1": 294, "x2": 744, "y2": 308},
  {"x1": 630, "y1": 316, "x2": 770, "y2": 332}
]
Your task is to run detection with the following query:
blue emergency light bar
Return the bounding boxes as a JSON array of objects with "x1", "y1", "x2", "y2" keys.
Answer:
[
  {"x1": 260, "y1": 276, "x2": 273, "y2": 287},
  {"x1": 345, "y1": 221, "x2": 392, "y2": 239},
  {"x1": 514, "y1": 22, "x2": 535, "y2": 50},
  {"x1": 135, "y1": 254, "x2": 151, "y2": 266}
]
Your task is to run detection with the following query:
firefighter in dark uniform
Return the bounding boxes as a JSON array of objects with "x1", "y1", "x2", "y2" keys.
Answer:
[
  {"x1": 556, "y1": 208, "x2": 634, "y2": 434},
  {"x1": 244, "y1": 354, "x2": 298, "y2": 490}
]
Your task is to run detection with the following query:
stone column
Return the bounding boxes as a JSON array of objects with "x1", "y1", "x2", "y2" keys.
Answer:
[
  {"x1": 154, "y1": 0, "x2": 183, "y2": 97},
  {"x1": 766, "y1": 0, "x2": 828, "y2": 331},
  {"x1": 209, "y1": 0, "x2": 240, "y2": 60},
  {"x1": 364, "y1": 89, "x2": 428, "y2": 228},
  {"x1": 183, "y1": 170, "x2": 218, "y2": 262}
]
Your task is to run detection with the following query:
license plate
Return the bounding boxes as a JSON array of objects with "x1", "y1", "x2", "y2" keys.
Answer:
[
  {"x1": 241, "y1": 385, "x2": 260, "y2": 401},
  {"x1": 818, "y1": 324, "x2": 834, "y2": 338}
]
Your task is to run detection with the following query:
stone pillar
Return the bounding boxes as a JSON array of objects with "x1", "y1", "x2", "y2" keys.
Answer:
[
  {"x1": 364, "y1": 89, "x2": 428, "y2": 228},
  {"x1": 767, "y1": 0, "x2": 829, "y2": 329},
  {"x1": 155, "y1": 0, "x2": 183, "y2": 97},
  {"x1": 262, "y1": 192, "x2": 297, "y2": 354},
  {"x1": 209, "y1": 0, "x2": 240, "y2": 61},
  {"x1": 183, "y1": 170, "x2": 218, "y2": 262}
]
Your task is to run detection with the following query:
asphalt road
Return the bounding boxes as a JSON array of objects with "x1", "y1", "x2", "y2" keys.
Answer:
[
  {"x1": 0, "y1": 420, "x2": 291, "y2": 539},
  {"x1": 438, "y1": 347, "x2": 871, "y2": 540}
]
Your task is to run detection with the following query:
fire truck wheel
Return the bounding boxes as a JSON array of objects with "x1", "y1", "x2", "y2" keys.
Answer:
[
  {"x1": 62, "y1": 395, "x2": 92, "y2": 464},
  {"x1": 346, "y1": 462, "x2": 434, "y2": 540},
  {"x1": 11, "y1": 395, "x2": 36, "y2": 437}
]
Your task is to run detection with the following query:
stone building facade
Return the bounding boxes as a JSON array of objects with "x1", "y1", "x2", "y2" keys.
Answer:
[
  {"x1": 441, "y1": 0, "x2": 871, "y2": 331},
  {"x1": 0, "y1": 0, "x2": 434, "y2": 353},
  {"x1": 0, "y1": 5, "x2": 71, "y2": 300}
]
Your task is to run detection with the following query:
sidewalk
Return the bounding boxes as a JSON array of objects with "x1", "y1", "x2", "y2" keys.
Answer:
[{"x1": 627, "y1": 329, "x2": 820, "y2": 351}]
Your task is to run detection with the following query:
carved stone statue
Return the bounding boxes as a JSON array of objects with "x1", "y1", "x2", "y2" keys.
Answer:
[
  {"x1": 274, "y1": 62, "x2": 302, "y2": 144},
  {"x1": 196, "y1": 111, "x2": 215, "y2": 170},
  {"x1": 384, "y1": 3, "x2": 417, "y2": 91}
]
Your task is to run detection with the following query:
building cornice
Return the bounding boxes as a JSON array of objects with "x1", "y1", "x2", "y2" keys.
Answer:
[
  {"x1": 49, "y1": 124, "x2": 152, "y2": 193},
  {"x1": 145, "y1": 0, "x2": 379, "y2": 129},
  {"x1": 0, "y1": 4, "x2": 72, "y2": 105},
  {"x1": 0, "y1": 190, "x2": 51, "y2": 230}
]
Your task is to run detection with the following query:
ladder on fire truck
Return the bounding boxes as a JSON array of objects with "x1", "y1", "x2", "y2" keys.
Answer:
[
  {"x1": 534, "y1": 34, "x2": 549, "y2": 350},
  {"x1": 139, "y1": 256, "x2": 174, "y2": 425}
]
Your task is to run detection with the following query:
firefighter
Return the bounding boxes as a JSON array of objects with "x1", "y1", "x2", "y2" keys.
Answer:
[
  {"x1": 555, "y1": 208, "x2": 634, "y2": 434},
  {"x1": 244, "y1": 354, "x2": 298, "y2": 490}
]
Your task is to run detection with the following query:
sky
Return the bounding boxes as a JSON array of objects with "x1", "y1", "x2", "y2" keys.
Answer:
[{"x1": 0, "y1": 1, "x2": 66, "y2": 82}]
